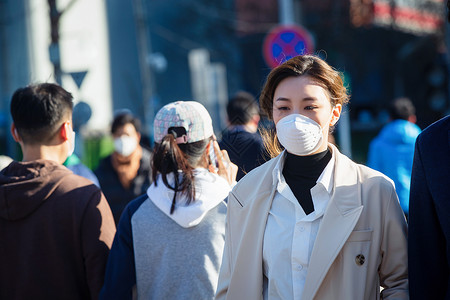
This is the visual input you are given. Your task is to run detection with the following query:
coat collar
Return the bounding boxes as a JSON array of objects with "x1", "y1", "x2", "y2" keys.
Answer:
[
  {"x1": 236, "y1": 143, "x2": 363, "y2": 213},
  {"x1": 253, "y1": 143, "x2": 362, "y2": 212}
]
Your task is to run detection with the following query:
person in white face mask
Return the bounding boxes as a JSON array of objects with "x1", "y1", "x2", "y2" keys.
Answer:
[
  {"x1": 95, "y1": 112, "x2": 153, "y2": 224},
  {"x1": 216, "y1": 55, "x2": 408, "y2": 300}
]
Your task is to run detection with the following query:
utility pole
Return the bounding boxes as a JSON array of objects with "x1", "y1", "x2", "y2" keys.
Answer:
[
  {"x1": 48, "y1": 0, "x2": 61, "y2": 85},
  {"x1": 47, "y1": 0, "x2": 77, "y2": 85},
  {"x1": 278, "y1": 0, "x2": 295, "y2": 25},
  {"x1": 132, "y1": 0, "x2": 155, "y2": 140}
]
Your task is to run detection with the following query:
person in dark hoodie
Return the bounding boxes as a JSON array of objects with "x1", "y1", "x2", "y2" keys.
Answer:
[
  {"x1": 367, "y1": 97, "x2": 421, "y2": 218},
  {"x1": 0, "y1": 83, "x2": 116, "y2": 300}
]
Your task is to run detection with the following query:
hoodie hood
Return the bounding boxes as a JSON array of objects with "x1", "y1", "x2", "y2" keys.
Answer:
[
  {"x1": 0, "y1": 160, "x2": 72, "y2": 221},
  {"x1": 147, "y1": 168, "x2": 231, "y2": 228},
  {"x1": 378, "y1": 120, "x2": 421, "y2": 145}
]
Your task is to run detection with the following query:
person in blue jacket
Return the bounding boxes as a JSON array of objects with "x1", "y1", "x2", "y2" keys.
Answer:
[
  {"x1": 99, "y1": 101, "x2": 237, "y2": 300},
  {"x1": 367, "y1": 97, "x2": 421, "y2": 218}
]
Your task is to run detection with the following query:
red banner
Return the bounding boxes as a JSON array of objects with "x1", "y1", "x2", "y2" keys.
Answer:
[{"x1": 351, "y1": 0, "x2": 445, "y2": 35}]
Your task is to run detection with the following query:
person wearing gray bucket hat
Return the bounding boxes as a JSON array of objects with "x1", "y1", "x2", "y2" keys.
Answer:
[{"x1": 101, "y1": 101, "x2": 237, "y2": 300}]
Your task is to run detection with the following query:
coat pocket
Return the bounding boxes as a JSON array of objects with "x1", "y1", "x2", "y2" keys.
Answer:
[
  {"x1": 332, "y1": 229, "x2": 374, "y2": 298},
  {"x1": 343, "y1": 229, "x2": 373, "y2": 272},
  {"x1": 346, "y1": 229, "x2": 373, "y2": 242}
]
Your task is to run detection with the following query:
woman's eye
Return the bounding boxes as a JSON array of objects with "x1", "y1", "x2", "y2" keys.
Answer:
[
  {"x1": 305, "y1": 106, "x2": 316, "y2": 110},
  {"x1": 277, "y1": 106, "x2": 289, "y2": 111}
]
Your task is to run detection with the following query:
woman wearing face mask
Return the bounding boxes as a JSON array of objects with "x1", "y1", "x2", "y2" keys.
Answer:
[
  {"x1": 95, "y1": 112, "x2": 152, "y2": 224},
  {"x1": 100, "y1": 101, "x2": 237, "y2": 300},
  {"x1": 216, "y1": 55, "x2": 408, "y2": 300}
]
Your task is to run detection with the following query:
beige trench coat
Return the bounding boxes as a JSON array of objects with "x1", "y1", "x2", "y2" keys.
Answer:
[{"x1": 216, "y1": 144, "x2": 408, "y2": 300}]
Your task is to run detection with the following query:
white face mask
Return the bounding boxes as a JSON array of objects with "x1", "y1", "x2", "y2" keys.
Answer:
[
  {"x1": 276, "y1": 114, "x2": 323, "y2": 156},
  {"x1": 67, "y1": 130, "x2": 76, "y2": 158},
  {"x1": 114, "y1": 135, "x2": 138, "y2": 157}
]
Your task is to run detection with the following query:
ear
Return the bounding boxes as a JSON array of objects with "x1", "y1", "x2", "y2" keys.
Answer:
[
  {"x1": 11, "y1": 123, "x2": 21, "y2": 142},
  {"x1": 408, "y1": 115, "x2": 417, "y2": 124},
  {"x1": 225, "y1": 116, "x2": 231, "y2": 126},
  {"x1": 252, "y1": 114, "x2": 260, "y2": 125},
  {"x1": 330, "y1": 104, "x2": 342, "y2": 126},
  {"x1": 60, "y1": 121, "x2": 71, "y2": 142}
]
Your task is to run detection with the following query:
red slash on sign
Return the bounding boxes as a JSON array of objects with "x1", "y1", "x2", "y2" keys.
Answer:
[{"x1": 263, "y1": 25, "x2": 315, "y2": 68}]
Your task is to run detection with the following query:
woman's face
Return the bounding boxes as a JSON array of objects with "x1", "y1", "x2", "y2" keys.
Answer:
[{"x1": 272, "y1": 75, "x2": 342, "y2": 152}]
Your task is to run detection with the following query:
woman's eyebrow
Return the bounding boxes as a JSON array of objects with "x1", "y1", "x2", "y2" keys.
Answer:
[
  {"x1": 275, "y1": 96, "x2": 318, "y2": 102},
  {"x1": 275, "y1": 97, "x2": 290, "y2": 102}
]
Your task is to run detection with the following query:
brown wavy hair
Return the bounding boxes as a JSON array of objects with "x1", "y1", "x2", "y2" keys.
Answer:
[{"x1": 259, "y1": 55, "x2": 350, "y2": 158}]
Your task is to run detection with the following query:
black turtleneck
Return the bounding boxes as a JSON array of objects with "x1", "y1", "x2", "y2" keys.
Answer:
[{"x1": 282, "y1": 149, "x2": 332, "y2": 215}]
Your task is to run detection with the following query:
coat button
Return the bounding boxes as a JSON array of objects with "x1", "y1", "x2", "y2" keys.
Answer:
[{"x1": 355, "y1": 254, "x2": 365, "y2": 266}]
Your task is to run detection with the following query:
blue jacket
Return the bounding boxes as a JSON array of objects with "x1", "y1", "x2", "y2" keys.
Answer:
[
  {"x1": 99, "y1": 195, "x2": 144, "y2": 300},
  {"x1": 367, "y1": 120, "x2": 421, "y2": 216},
  {"x1": 64, "y1": 154, "x2": 100, "y2": 187}
]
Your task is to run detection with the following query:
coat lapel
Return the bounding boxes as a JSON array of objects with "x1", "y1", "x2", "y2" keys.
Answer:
[
  {"x1": 302, "y1": 145, "x2": 363, "y2": 299},
  {"x1": 227, "y1": 154, "x2": 282, "y2": 299}
]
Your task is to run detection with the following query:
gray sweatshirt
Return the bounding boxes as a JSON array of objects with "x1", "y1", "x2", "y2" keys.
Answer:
[{"x1": 100, "y1": 168, "x2": 229, "y2": 300}]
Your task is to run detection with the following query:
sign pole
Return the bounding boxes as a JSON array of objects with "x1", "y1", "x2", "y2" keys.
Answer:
[
  {"x1": 132, "y1": 0, "x2": 155, "y2": 141},
  {"x1": 278, "y1": 0, "x2": 295, "y2": 25}
]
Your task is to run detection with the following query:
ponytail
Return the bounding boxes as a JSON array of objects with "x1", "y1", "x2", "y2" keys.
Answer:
[{"x1": 152, "y1": 128, "x2": 209, "y2": 214}]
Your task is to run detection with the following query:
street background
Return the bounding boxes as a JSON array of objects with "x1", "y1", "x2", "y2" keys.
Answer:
[{"x1": 0, "y1": 0, "x2": 447, "y2": 168}]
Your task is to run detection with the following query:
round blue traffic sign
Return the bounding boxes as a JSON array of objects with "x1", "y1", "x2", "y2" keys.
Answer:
[{"x1": 263, "y1": 25, "x2": 315, "y2": 68}]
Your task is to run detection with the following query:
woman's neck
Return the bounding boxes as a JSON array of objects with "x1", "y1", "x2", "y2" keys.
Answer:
[
  {"x1": 283, "y1": 148, "x2": 331, "y2": 180},
  {"x1": 282, "y1": 148, "x2": 332, "y2": 215}
]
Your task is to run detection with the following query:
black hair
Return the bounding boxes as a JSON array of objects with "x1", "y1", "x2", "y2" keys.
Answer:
[
  {"x1": 152, "y1": 126, "x2": 211, "y2": 214},
  {"x1": 111, "y1": 113, "x2": 141, "y2": 135},
  {"x1": 389, "y1": 97, "x2": 416, "y2": 121},
  {"x1": 226, "y1": 91, "x2": 260, "y2": 125},
  {"x1": 10, "y1": 83, "x2": 73, "y2": 145}
]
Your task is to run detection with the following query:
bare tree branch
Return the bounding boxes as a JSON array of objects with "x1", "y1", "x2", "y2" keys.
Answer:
[{"x1": 60, "y1": 0, "x2": 78, "y2": 16}]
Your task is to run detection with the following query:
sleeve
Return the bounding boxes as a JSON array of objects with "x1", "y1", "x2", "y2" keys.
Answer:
[
  {"x1": 408, "y1": 137, "x2": 448, "y2": 299},
  {"x1": 80, "y1": 190, "x2": 117, "y2": 300},
  {"x1": 378, "y1": 185, "x2": 409, "y2": 299},
  {"x1": 99, "y1": 197, "x2": 146, "y2": 300}
]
